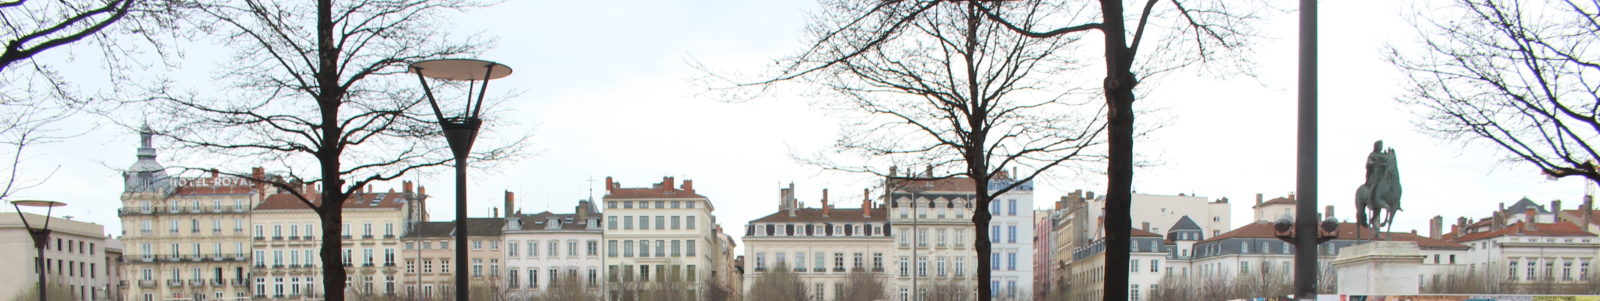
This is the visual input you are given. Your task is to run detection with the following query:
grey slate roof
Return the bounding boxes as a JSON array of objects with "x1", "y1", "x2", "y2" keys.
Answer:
[
  {"x1": 1169, "y1": 215, "x2": 1202, "y2": 231},
  {"x1": 1506, "y1": 197, "x2": 1548, "y2": 214},
  {"x1": 404, "y1": 218, "x2": 504, "y2": 238}
]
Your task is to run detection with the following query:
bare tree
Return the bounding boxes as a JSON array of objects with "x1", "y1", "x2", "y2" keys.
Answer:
[
  {"x1": 923, "y1": 279, "x2": 975, "y2": 301},
  {"x1": 0, "y1": 0, "x2": 180, "y2": 202},
  {"x1": 703, "y1": 272, "x2": 736, "y2": 301},
  {"x1": 728, "y1": 2, "x2": 1108, "y2": 299},
  {"x1": 747, "y1": 262, "x2": 806, "y2": 301},
  {"x1": 838, "y1": 270, "x2": 887, "y2": 301},
  {"x1": 536, "y1": 274, "x2": 600, "y2": 301},
  {"x1": 135, "y1": 1, "x2": 524, "y2": 300},
  {"x1": 1391, "y1": 0, "x2": 1600, "y2": 183},
  {"x1": 972, "y1": 1, "x2": 1265, "y2": 299}
]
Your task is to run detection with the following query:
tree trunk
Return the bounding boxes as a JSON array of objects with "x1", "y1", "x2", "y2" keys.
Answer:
[
  {"x1": 1099, "y1": 0, "x2": 1134, "y2": 300},
  {"x1": 320, "y1": 205, "x2": 346, "y2": 300}
]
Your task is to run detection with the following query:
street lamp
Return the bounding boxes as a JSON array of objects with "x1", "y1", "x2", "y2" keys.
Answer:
[
  {"x1": 409, "y1": 58, "x2": 512, "y2": 301},
  {"x1": 11, "y1": 199, "x2": 67, "y2": 301}
]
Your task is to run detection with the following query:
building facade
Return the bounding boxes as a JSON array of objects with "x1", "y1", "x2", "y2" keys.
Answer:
[
  {"x1": 742, "y1": 184, "x2": 892, "y2": 301},
  {"x1": 2, "y1": 212, "x2": 118, "y2": 301},
  {"x1": 601, "y1": 176, "x2": 724, "y2": 300},
  {"x1": 119, "y1": 131, "x2": 260, "y2": 301},
  {"x1": 886, "y1": 174, "x2": 1033, "y2": 301},
  {"x1": 248, "y1": 184, "x2": 422, "y2": 300},
  {"x1": 401, "y1": 217, "x2": 504, "y2": 300},
  {"x1": 501, "y1": 191, "x2": 605, "y2": 299}
]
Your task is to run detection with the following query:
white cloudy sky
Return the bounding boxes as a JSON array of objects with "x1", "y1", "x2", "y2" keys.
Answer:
[{"x1": 8, "y1": 0, "x2": 1588, "y2": 252}]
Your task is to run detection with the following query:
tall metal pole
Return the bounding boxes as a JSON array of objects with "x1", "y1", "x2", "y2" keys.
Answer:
[
  {"x1": 35, "y1": 230, "x2": 46, "y2": 301},
  {"x1": 453, "y1": 158, "x2": 468, "y2": 301},
  {"x1": 1293, "y1": 0, "x2": 1320, "y2": 299}
]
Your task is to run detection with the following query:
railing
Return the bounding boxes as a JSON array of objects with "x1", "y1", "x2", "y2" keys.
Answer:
[
  {"x1": 753, "y1": 267, "x2": 766, "y2": 272},
  {"x1": 166, "y1": 280, "x2": 183, "y2": 287},
  {"x1": 362, "y1": 235, "x2": 374, "y2": 239},
  {"x1": 813, "y1": 267, "x2": 825, "y2": 272},
  {"x1": 302, "y1": 235, "x2": 315, "y2": 240},
  {"x1": 211, "y1": 279, "x2": 225, "y2": 287},
  {"x1": 833, "y1": 267, "x2": 845, "y2": 272},
  {"x1": 272, "y1": 236, "x2": 283, "y2": 241},
  {"x1": 872, "y1": 267, "x2": 885, "y2": 272},
  {"x1": 793, "y1": 267, "x2": 806, "y2": 273},
  {"x1": 383, "y1": 234, "x2": 395, "y2": 239},
  {"x1": 137, "y1": 280, "x2": 156, "y2": 288},
  {"x1": 189, "y1": 279, "x2": 205, "y2": 286},
  {"x1": 231, "y1": 279, "x2": 248, "y2": 286}
]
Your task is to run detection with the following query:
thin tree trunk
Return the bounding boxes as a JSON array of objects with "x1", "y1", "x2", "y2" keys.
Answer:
[{"x1": 1099, "y1": 0, "x2": 1134, "y2": 300}]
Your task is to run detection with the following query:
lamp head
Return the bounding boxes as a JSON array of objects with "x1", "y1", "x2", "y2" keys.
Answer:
[
  {"x1": 10, "y1": 200, "x2": 65, "y2": 208},
  {"x1": 1274, "y1": 216, "x2": 1294, "y2": 233},
  {"x1": 1321, "y1": 217, "x2": 1340, "y2": 233}
]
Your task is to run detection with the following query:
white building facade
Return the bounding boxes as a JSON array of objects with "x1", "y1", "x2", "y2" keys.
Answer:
[
  {"x1": 887, "y1": 174, "x2": 1033, "y2": 301},
  {"x1": 502, "y1": 194, "x2": 605, "y2": 299},
  {"x1": 600, "y1": 176, "x2": 724, "y2": 300},
  {"x1": 742, "y1": 184, "x2": 893, "y2": 301}
]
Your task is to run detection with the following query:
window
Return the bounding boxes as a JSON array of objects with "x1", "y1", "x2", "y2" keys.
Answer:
[
  {"x1": 549, "y1": 241, "x2": 558, "y2": 257},
  {"x1": 990, "y1": 226, "x2": 1000, "y2": 243},
  {"x1": 898, "y1": 257, "x2": 909, "y2": 277},
  {"x1": 608, "y1": 216, "x2": 617, "y2": 230},
  {"x1": 1510, "y1": 261, "x2": 1519, "y2": 280},
  {"x1": 917, "y1": 229, "x2": 927, "y2": 247},
  {"x1": 624, "y1": 216, "x2": 633, "y2": 230},
  {"x1": 991, "y1": 253, "x2": 1000, "y2": 271},
  {"x1": 509, "y1": 241, "x2": 518, "y2": 257},
  {"x1": 569, "y1": 240, "x2": 579, "y2": 256},
  {"x1": 955, "y1": 257, "x2": 965, "y2": 277},
  {"x1": 530, "y1": 241, "x2": 539, "y2": 257},
  {"x1": 1007, "y1": 225, "x2": 1016, "y2": 243},
  {"x1": 672, "y1": 216, "x2": 681, "y2": 229},
  {"x1": 1131, "y1": 259, "x2": 1139, "y2": 273},
  {"x1": 835, "y1": 253, "x2": 845, "y2": 271},
  {"x1": 587, "y1": 240, "x2": 599, "y2": 256},
  {"x1": 1151, "y1": 259, "x2": 1159, "y2": 272},
  {"x1": 687, "y1": 216, "x2": 697, "y2": 229},
  {"x1": 874, "y1": 253, "x2": 884, "y2": 270},
  {"x1": 1131, "y1": 284, "x2": 1140, "y2": 301},
  {"x1": 937, "y1": 257, "x2": 947, "y2": 276},
  {"x1": 423, "y1": 260, "x2": 433, "y2": 273},
  {"x1": 530, "y1": 268, "x2": 539, "y2": 288},
  {"x1": 608, "y1": 240, "x2": 618, "y2": 257},
  {"x1": 1007, "y1": 252, "x2": 1016, "y2": 270},
  {"x1": 1007, "y1": 199, "x2": 1016, "y2": 216},
  {"x1": 1563, "y1": 260, "x2": 1574, "y2": 281},
  {"x1": 624, "y1": 240, "x2": 634, "y2": 257},
  {"x1": 686, "y1": 240, "x2": 696, "y2": 256},
  {"x1": 672, "y1": 240, "x2": 682, "y2": 257},
  {"x1": 656, "y1": 215, "x2": 665, "y2": 229},
  {"x1": 442, "y1": 259, "x2": 451, "y2": 273},
  {"x1": 640, "y1": 240, "x2": 650, "y2": 258},
  {"x1": 686, "y1": 201, "x2": 695, "y2": 208}
]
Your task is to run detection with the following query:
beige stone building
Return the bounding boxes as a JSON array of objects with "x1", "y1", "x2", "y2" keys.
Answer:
[
  {"x1": 248, "y1": 182, "x2": 426, "y2": 300},
  {"x1": 400, "y1": 218, "x2": 504, "y2": 300},
  {"x1": 1, "y1": 212, "x2": 118, "y2": 301},
  {"x1": 119, "y1": 131, "x2": 261, "y2": 301},
  {"x1": 601, "y1": 176, "x2": 728, "y2": 300},
  {"x1": 741, "y1": 184, "x2": 892, "y2": 301}
]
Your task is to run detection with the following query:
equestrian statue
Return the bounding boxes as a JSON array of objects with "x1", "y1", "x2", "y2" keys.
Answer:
[{"x1": 1356, "y1": 140, "x2": 1403, "y2": 240}]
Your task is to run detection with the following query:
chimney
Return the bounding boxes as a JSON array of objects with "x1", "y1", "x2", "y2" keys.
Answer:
[
  {"x1": 863, "y1": 189, "x2": 872, "y2": 218},
  {"x1": 1289, "y1": 193, "x2": 1296, "y2": 201},
  {"x1": 1141, "y1": 222, "x2": 1150, "y2": 232},
  {"x1": 1583, "y1": 197, "x2": 1594, "y2": 231},
  {"x1": 1492, "y1": 211, "x2": 1504, "y2": 230},
  {"x1": 1525, "y1": 208, "x2": 1537, "y2": 231},
  {"x1": 493, "y1": 207, "x2": 499, "y2": 218},
  {"x1": 783, "y1": 184, "x2": 796, "y2": 217},
  {"x1": 1429, "y1": 215, "x2": 1443, "y2": 239},
  {"x1": 1325, "y1": 205, "x2": 1335, "y2": 220},
  {"x1": 418, "y1": 185, "x2": 426, "y2": 196},
  {"x1": 403, "y1": 181, "x2": 414, "y2": 193},
  {"x1": 1256, "y1": 193, "x2": 1264, "y2": 206},
  {"x1": 662, "y1": 177, "x2": 675, "y2": 191},
  {"x1": 925, "y1": 165, "x2": 933, "y2": 177},
  {"x1": 890, "y1": 166, "x2": 898, "y2": 177},
  {"x1": 504, "y1": 191, "x2": 515, "y2": 218},
  {"x1": 1552, "y1": 200, "x2": 1563, "y2": 218},
  {"x1": 822, "y1": 189, "x2": 831, "y2": 217},
  {"x1": 1450, "y1": 224, "x2": 1460, "y2": 237},
  {"x1": 1499, "y1": 202, "x2": 1506, "y2": 213},
  {"x1": 251, "y1": 167, "x2": 264, "y2": 180},
  {"x1": 682, "y1": 180, "x2": 694, "y2": 192},
  {"x1": 605, "y1": 176, "x2": 614, "y2": 192},
  {"x1": 211, "y1": 169, "x2": 219, "y2": 178}
]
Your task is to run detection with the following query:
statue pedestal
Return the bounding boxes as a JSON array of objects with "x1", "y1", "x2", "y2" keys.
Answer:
[{"x1": 1331, "y1": 241, "x2": 1424, "y2": 295}]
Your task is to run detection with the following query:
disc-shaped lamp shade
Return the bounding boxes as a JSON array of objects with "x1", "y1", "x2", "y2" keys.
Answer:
[
  {"x1": 410, "y1": 59, "x2": 512, "y2": 81},
  {"x1": 11, "y1": 200, "x2": 65, "y2": 207}
]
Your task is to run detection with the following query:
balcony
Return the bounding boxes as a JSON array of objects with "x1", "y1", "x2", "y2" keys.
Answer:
[
  {"x1": 753, "y1": 267, "x2": 766, "y2": 272},
  {"x1": 138, "y1": 280, "x2": 156, "y2": 288},
  {"x1": 211, "y1": 279, "x2": 226, "y2": 287},
  {"x1": 813, "y1": 267, "x2": 825, "y2": 272},
  {"x1": 362, "y1": 235, "x2": 374, "y2": 240},
  {"x1": 166, "y1": 280, "x2": 183, "y2": 287},
  {"x1": 873, "y1": 267, "x2": 885, "y2": 272},
  {"x1": 793, "y1": 267, "x2": 806, "y2": 273},
  {"x1": 272, "y1": 236, "x2": 283, "y2": 241},
  {"x1": 852, "y1": 267, "x2": 865, "y2": 272},
  {"x1": 231, "y1": 279, "x2": 248, "y2": 287},
  {"x1": 287, "y1": 236, "x2": 299, "y2": 240},
  {"x1": 833, "y1": 267, "x2": 845, "y2": 272},
  {"x1": 254, "y1": 236, "x2": 264, "y2": 241},
  {"x1": 189, "y1": 279, "x2": 205, "y2": 286},
  {"x1": 273, "y1": 264, "x2": 284, "y2": 269},
  {"x1": 383, "y1": 234, "x2": 394, "y2": 239},
  {"x1": 302, "y1": 235, "x2": 315, "y2": 240}
]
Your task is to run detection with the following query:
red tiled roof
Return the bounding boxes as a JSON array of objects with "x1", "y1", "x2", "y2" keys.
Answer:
[
  {"x1": 1559, "y1": 209, "x2": 1600, "y2": 226},
  {"x1": 603, "y1": 177, "x2": 706, "y2": 199},
  {"x1": 749, "y1": 207, "x2": 889, "y2": 223},
  {"x1": 255, "y1": 192, "x2": 413, "y2": 210},
  {"x1": 1130, "y1": 228, "x2": 1160, "y2": 238},
  {"x1": 1447, "y1": 221, "x2": 1597, "y2": 242},
  {"x1": 1383, "y1": 232, "x2": 1470, "y2": 250}
]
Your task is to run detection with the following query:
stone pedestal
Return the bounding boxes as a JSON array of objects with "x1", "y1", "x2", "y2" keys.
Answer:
[{"x1": 1331, "y1": 240, "x2": 1425, "y2": 295}]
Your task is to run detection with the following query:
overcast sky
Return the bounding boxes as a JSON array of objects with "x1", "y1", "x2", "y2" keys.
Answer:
[{"x1": 9, "y1": 0, "x2": 1588, "y2": 253}]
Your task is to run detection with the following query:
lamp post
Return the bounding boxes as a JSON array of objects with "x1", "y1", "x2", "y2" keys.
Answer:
[
  {"x1": 409, "y1": 58, "x2": 512, "y2": 301},
  {"x1": 11, "y1": 199, "x2": 67, "y2": 301}
]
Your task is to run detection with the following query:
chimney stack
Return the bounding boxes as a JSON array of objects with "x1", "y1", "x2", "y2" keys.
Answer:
[
  {"x1": 493, "y1": 207, "x2": 499, "y2": 218},
  {"x1": 1492, "y1": 211, "x2": 1504, "y2": 230},
  {"x1": 1429, "y1": 215, "x2": 1443, "y2": 239},
  {"x1": 1256, "y1": 193, "x2": 1264, "y2": 206},
  {"x1": 1552, "y1": 200, "x2": 1563, "y2": 216},
  {"x1": 1450, "y1": 224, "x2": 1460, "y2": 237},
  {"x1": 1525, "y1": 208, "x2": 1537, "y2": 230},
  {"x1": 822, "y1": 189, "x2": 831, "y2": 217},
  {"x1": 1583, "y1": 196, "x2": 1594, "y2": 231},
  {"x1": 504, "y1": 191, "x2": 515, "y2": 218},
  {"x1": 1325, "y1": 205, "x2": 1335, "y2": 220},
  {"x1": 1141, "y1": 222, "x2": 1150, "y2": 232},
  {"x1": 605, "y1": 176, "x2": 614, "y2": 192},
  {"x1": 863, "y1": 188, "x2": 872, "y2": 218},
  {"x1": 403, "y1": 181, "x2": 414, "y2": 193},
  {"x1": 418, "y1": 185, "x2": 426, "y2": 196},
  {"x1": 890, "y1": 166, "x2": 898, "y2": 177},
  {"x1": 682, "y1": 180, "x2": 694, "y2": 192},
  {"x1": 662, "y1": 176, "x2": 675, "y2": 190},
  {"x1": 925, "y1": 165, "x2": 933, "y2": 177}
]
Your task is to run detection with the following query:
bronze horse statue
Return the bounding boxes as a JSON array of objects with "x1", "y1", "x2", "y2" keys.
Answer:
[{"x1": 1356, "y1": 140, "x2": 1402, "y2": 240}]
